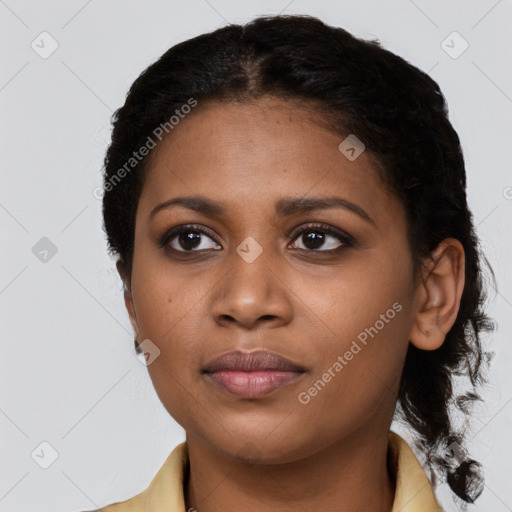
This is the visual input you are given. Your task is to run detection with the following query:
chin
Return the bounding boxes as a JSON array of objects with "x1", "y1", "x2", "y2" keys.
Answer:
[{"x1": 204, "y1": 427, "x2": 319, "y2": 466}]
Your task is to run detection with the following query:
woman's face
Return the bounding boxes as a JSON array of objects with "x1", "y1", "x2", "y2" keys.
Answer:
[{"x1": 123, "y1": 97, "x2": 420, "y2": 463}]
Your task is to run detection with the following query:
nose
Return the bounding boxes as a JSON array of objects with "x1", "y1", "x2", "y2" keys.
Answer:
[{"x1": 211, "y1": 251, "x2": 293, "y2": 330}]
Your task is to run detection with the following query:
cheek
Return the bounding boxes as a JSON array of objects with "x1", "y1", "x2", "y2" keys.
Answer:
[
  {"x1": 132, "y1": 272, "x2": 205, "y2": 426},
  {"x1": 291, "y1": 245, "x2": 412, "y2": 339},
  {"x1": 131, "y1": 256, "x2": 201, "y2": 340},
  {"x1": 290, "y1": 246, "x2": 413, "y2": 398},
  {"x1": 292, "y1": 303, "x2": 410, "y2": 449},
  {"x1": 130, "y1": 257, "x2": 209, "y2": 374}
]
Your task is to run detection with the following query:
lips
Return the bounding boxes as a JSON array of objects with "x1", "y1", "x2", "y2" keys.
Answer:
[
  {"x1": 203, "y1": 350, "x2": 305, "y2": 373},
  {"x1": 202, "y1": 350, "x2": 306, "y2": 399}
]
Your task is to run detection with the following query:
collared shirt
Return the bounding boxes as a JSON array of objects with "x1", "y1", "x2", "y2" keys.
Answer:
[{"x1": 90, "y1": 431, "x2": 443, "y2": 511}]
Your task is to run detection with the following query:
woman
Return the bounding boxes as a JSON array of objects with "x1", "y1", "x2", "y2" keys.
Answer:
[{"x1": 94, "y1": 14, "x2": 495, "y2": 511}]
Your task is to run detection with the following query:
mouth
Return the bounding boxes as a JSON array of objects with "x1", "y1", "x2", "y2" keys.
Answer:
[{"x1": 202, "y1": 350, "x2": 306, "y2": 399}]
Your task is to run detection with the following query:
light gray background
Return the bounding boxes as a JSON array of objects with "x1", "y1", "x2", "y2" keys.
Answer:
[{"x1": 1, "y1": 1, "x2": 511, "y2": 511}]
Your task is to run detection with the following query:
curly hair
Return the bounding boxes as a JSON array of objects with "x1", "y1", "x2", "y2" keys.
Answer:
[{"x1": 101, "y1": 14, "x2": 496, "y2": 508}]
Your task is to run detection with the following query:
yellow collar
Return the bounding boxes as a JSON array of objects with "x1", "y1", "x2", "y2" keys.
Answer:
[{"x1": 100, "y1": 431, "x2": 443, "y2": 511}]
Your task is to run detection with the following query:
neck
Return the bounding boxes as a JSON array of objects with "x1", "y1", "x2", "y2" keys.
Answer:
[{"x1": 184, "y1": 427, "x2": 396, "y2": 512}]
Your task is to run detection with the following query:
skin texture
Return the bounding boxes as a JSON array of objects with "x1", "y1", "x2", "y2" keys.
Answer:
[{"x1": 117, "y1": 97, "x2": 465, "y2": 512}]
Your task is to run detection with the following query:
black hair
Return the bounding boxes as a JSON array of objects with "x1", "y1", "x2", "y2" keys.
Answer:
[{"x1": 101, "y1": 14, "x2": 496, "y2": 508}]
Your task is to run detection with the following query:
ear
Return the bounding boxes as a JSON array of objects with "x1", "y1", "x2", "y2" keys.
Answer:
[
  {"x1": 409, "y1": 238, "x2": 465, "y2": 351},
  {"x1": 116, "y1": 259, "x2": 140, "y2": 340}
]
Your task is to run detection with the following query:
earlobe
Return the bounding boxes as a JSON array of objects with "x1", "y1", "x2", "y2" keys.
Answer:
[
  {"x1": 116, "y1": 259, "x2": 140, "y2": 339},
  {"x1": 409, "y1": 238, "x2": 465, "y2": 351},
  {"x1": 123, "y1": 288, "x2": 140, "y2": 340}
]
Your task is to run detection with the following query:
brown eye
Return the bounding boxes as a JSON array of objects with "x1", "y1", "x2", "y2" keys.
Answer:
[
  {"x1": 289, "y1": 224, "x2": 354, "y2": 252},
  {"x1": 161, "y1": 225, "x2": 222, "y2": 252}
]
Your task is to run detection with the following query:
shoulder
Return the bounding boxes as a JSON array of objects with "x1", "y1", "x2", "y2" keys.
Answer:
[
  {"x1": 388, "y1": 431, "x2": 444, "y2": 512},
  {"x1": 81, "y1": 442, "x2": 188, "y2": 512},
  {"x1": 84, "y1": 491, "x2": 147, "y2": 511}
]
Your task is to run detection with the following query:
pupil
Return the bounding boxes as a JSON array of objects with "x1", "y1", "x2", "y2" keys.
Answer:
[
  {"x1": 179, "y1": 231, "x2": 201, "y2": 250},
  {"x1": 303, "y1": 231, "x2": 324, "y2": 249}
]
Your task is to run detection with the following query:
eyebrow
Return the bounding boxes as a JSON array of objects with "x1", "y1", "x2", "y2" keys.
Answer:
[{"x1": 150, "y1": 195, "x2": 375, "y2": 226}]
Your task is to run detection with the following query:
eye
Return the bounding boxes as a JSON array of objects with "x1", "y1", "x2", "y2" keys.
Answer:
[
  {"x1": 288, "y1": 223, "x2": 354, "y2": 252},
  {"x1": 160, "y1": 224, "x2": 222, "y2": 252},
  {"x1": 159, "y1": 223, "x2": 353, "y2": 254}
]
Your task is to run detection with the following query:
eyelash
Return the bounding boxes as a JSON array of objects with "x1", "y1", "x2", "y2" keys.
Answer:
[{"x1": 158, "y1": 222, "x2": 354, "y2": 254}]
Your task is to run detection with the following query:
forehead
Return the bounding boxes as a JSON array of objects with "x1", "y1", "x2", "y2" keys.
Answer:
[{"x1": 137, "y1": 97, "x2": 399, "y2": 223}]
